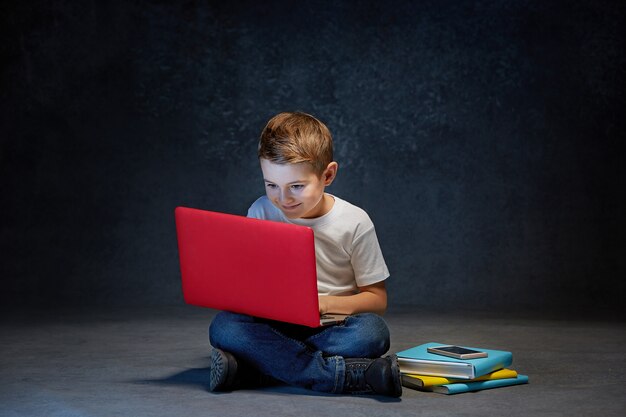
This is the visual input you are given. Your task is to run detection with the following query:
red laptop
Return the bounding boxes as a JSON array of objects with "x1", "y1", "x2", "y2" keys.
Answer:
[{"x1": 174, "y1": 206, "x2": 347, "y2": 327}]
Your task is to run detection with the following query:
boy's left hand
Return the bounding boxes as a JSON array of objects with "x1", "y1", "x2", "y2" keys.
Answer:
[{"x1": 318, "y1": 295, "x2": 329, "y2": 315}]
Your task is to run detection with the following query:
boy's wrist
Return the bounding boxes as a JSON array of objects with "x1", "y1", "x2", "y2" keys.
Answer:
[{"x1": 318, "y1": 295, "x2": 329, "y2": 315}]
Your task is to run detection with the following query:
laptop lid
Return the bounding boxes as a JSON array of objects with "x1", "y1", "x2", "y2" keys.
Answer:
[{"x1": 174, "y1": 206, "x2": 324, "y2": 327}]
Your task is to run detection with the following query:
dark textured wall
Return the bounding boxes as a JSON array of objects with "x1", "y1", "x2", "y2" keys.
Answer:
[{"x1": 1, "y1": 1, "x2": 624, "y2": 312}]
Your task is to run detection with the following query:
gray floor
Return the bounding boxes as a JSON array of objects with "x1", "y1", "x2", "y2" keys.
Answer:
[{"x1": 1, "y1": 306, "x2": 625, "y2": 417}]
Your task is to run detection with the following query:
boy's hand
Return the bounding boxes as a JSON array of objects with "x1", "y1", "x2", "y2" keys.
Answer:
[{"x1": 318, "y1": 295, "x2": 329, "y2": 315}]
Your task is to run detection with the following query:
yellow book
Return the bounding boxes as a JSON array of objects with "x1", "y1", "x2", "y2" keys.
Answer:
[{"x1": 402, "y1": 368, "x2": 518, "y2": 389}]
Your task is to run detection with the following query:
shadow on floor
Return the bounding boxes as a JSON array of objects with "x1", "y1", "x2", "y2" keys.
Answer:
[
  {"x1": 135, "y1": 365, "x2": 401, "y2": 403},
  {"x1": 137, "y1": 366, "x2": 213, "y2": 391}
]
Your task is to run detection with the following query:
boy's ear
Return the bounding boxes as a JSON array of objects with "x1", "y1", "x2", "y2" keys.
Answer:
[{"x1": 323, "y1": 162, "x2": 338, "y2": 186}]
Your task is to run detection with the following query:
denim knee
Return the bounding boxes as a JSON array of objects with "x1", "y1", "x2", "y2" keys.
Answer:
[
  {"x1": 346, "y1": 313, "x2": 391, "y2": 357},
  {"x1": 308, "y1": 313, "x2": 391, "y2": 358},
  {"x1": 208, "y1": 311, "x2": 254, "y2": 350}
]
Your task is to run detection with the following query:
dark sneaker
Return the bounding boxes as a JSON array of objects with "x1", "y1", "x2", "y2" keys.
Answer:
[
  {"x1": 343, "y1": 355, "x2": 402, "y2": 397},
  {"x1": 209, "y1": 348, "x2": 239, "y2": 391},
  {"x1": 209, "y1": 348, "x2": 280, "y2": 392}
]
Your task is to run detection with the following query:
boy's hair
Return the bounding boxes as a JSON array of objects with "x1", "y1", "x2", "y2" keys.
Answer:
[{"x1": 258, "y1": 112, "x2": 334, "y2": 176}]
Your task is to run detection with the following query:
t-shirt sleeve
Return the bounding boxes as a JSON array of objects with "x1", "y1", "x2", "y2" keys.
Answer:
[
  {"x1": 246, "y1": 197, "x2": 265, "y2": 219},
  {"x1": 247, "y1": 205, "x2": 260, "y2": 219},
  {"x1": 350, "y1": 226, "x2": 390, "y2": 287}
]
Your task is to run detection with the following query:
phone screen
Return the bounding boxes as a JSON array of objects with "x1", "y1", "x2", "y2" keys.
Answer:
[{"x1": 434, "y1": 346, "x2": 481, "y2": 355}]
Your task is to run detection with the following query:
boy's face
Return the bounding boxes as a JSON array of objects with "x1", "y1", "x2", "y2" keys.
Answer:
[{"x1": 260, "y1": 158, "x2": 337, "y2": 219}]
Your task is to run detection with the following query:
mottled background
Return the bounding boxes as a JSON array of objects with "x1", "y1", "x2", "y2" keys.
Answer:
[{"x1": 1, "y1": 0, "x2": 624, "y2": 313}]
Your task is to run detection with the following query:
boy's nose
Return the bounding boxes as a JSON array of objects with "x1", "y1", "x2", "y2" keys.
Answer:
[{"x1": 279, "y1": 188, "x2": 293, "y2": 202}]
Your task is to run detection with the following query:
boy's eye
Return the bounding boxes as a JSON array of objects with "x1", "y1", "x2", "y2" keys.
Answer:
[
  {"x1": 266, "y1": 183, "x2": 278, "y2": 189},
  {"x1": 290, "y1": 185, "x2": 304, "y2": 190}
]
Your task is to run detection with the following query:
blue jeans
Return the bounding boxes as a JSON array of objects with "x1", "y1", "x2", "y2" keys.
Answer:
[{"x1": 208, "y1": 311, "x2": 391, "y2": 393}]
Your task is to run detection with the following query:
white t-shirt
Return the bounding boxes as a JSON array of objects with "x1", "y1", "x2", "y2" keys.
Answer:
[{"x1": 247, "y1": 194, "x2": 390, "y2": 296}]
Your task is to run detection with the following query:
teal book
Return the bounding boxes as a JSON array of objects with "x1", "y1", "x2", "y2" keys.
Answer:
[
  {"x1": 396, "y1": 342, "x2": 513, "y2": 379},
  {"x1": 426, "y1": 374, "x2": 529, "y2": 394}
]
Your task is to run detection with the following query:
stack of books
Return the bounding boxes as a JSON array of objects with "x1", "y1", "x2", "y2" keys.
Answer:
[{"x1": 396, "y1": 342, "x2": 529, "y2": 394}]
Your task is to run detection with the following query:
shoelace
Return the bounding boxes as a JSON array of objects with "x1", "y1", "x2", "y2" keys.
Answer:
[{"x1": 344, "y1": 362, "x2": 369, "y2": 391}]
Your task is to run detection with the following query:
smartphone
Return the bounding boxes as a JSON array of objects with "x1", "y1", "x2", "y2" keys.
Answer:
[{"x1": 426, "y1": 345, "x2": 488, "y2": 359}]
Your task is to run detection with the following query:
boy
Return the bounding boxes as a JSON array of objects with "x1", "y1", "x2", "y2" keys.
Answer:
[{"x1": 208, "y1": 112, "x2": 402, "y2": 397}]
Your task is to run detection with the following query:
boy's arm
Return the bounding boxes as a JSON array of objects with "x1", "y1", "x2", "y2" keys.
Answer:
[{"x1": 318, "y1": 281, "x2": 388, "y2": 316}]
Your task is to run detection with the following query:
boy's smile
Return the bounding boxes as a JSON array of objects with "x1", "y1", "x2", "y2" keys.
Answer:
[{"x1": 260, "y1": 159, "x2": 338, "y2": 219}]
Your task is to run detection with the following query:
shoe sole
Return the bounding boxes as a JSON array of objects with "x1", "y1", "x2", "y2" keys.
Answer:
[{"x1": 209, "y1": 349, "x2": 237, "y2": 391}]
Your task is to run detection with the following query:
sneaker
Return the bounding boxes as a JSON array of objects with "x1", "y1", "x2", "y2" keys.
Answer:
[
  {"x1": 209, "y1": 348, "x2": 239, "y2": 391},
  {"x1": 343, "y1": 355, "x2": 402, "y2": 397},
  {"x1": 209, "y1": 348, "x2": 280, "y2": 392}
]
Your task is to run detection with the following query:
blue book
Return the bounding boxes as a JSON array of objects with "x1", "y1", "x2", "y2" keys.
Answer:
[
  {"x1": 396, "y1": 342, "x2": 513, "y2": 379},
  {"x1": 428, "y1": 375, "x2": 529, "y2": 394}
]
